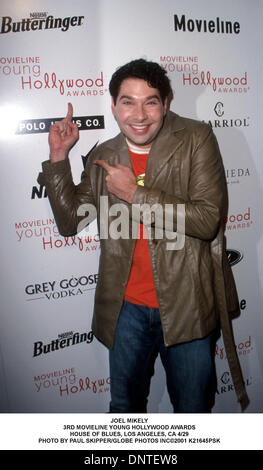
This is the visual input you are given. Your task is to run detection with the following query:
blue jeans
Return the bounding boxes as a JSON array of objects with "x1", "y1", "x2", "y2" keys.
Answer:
[{"x1": 109, "y1": 301, "x2": 216, "y2": 413}]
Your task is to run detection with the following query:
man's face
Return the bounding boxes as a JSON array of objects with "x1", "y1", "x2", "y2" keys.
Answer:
[{"x1": 111, "y1": 78, "x2": 168, "y2": 149}]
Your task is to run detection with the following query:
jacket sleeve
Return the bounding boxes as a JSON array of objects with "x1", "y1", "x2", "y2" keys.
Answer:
[
  {"x1": 132, "y1": 126, "x2": 227, "y2": 241},
  {"x1": 37, "y1": 157, "x2": 95, "y2": 237}
]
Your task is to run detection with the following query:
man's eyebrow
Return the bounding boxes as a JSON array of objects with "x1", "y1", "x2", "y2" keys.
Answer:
[
  {"x1": 118, "y1": 94, "x2": 161, "y2": 101},
  {"x1": 119, "y1": 95, "x2": 133, "y2": 101}
]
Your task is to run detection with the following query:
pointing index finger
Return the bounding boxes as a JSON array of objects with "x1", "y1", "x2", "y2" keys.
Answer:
[
  {"x1": 66, "y1": 102, "x2": 73, "y2": 122},
  {"x1": 94, "y1": 160, "x2": 115, "y2": 174}
]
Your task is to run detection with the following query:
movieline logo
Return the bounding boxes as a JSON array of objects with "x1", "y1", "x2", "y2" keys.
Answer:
[
  {"x1": 0, "y1": 14, "x2": 85, "y2": 34},
  {"x1": 173, "y1": 14, "x2": 240, "y2": 34}
]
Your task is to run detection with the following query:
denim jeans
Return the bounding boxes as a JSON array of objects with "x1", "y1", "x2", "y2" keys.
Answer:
[{"x1": 109, "y1": 300, "x2": 216, "y2": 413}]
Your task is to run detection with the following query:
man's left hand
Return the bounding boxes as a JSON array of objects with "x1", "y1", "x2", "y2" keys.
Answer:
[{"x1": 94, "y1": 160, "x2": 137, "y2": 203}]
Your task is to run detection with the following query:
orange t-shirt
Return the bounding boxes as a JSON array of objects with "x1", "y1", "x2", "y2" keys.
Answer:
[{"x1": 124, "y1": 148, "x2": 159, "y2": 308}]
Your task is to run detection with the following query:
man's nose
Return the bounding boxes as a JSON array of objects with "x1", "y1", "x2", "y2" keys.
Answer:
[{"x1": 134, "y1": 104, "x2": 147, "y2": 120}]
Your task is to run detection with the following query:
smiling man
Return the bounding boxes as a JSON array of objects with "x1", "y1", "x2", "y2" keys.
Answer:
[
  {"x1": 39, "y1": 58, "x2": 248, "y2": 413},
  {"x1": 111, "y1": 77, "x2": 168, "y2": 147}
]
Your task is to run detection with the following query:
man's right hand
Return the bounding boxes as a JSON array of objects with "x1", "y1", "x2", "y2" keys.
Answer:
[{"x1": 48, "y1": 103, "x2": 79, "y2": 163}]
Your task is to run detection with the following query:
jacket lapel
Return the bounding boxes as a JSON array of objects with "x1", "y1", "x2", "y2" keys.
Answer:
[
  {"x1": 107, "y1": 133, "x2": 132, "y2": 169},
  {"x1": 144, "y1": 112, "x2": 185, "y2": 188}
]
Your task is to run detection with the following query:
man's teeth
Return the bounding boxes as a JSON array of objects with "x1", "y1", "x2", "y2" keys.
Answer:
[{"x1": 132, "y1": 125, "x2": 148, "y2": 129}]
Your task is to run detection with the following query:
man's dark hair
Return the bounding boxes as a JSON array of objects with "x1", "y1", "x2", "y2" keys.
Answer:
[{"x1": 109, "y1": 58, "x2": 172, "y2": 104}]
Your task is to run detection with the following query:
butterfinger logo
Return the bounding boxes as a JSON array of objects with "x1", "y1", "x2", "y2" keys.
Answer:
[{"x1": 0, "y1": 14, "x2": 85, "y2": 34}]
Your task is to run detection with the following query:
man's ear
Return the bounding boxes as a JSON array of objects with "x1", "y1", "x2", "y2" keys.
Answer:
[
  {"x1": 111, "y1": 97, "x2": 116, "y2": 117},
  {"x1": 163, "y1": 97, "x2": 168, "y2": 116}
]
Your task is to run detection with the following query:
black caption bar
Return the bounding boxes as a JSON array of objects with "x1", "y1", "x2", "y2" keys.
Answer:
[
  {"x1": 1, "y1": 450, "x2": 262, "y2": 466},
  {"x1": 15, "y1": 115, "x2": 105, "y2": 135}
]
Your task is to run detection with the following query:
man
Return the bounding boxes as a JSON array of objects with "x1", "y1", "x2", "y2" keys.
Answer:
[{"x1": 39, "y1": 59, "x2": 248, "y2": 412}]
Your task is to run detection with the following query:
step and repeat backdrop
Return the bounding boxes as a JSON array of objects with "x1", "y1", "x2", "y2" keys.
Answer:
[{"x1": 0, "y1": 0, "x2": 263, "y2": 414}]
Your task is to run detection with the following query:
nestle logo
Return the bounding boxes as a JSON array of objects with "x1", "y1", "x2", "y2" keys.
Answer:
[{"x1": 30, "y1": 12, "x2": 47, "y2": 19}]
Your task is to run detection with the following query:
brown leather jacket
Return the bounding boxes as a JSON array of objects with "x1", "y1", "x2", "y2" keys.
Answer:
[{"x1": 39, "y1": 111, "x2": 249, "y2": 409}]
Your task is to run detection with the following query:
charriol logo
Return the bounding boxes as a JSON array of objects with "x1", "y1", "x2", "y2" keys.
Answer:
[
  {"x1": 221, "y1": 371, "x2": 231, "y2": 385},
  {"x1": 214, "y1": 102, "x2": 224, "y2": 117},
  {"x1": 0, "y1": 13, "x2": 85, "y2": 34},
  {"x1": 205, "y1": 102, "x2": 250, "y2": 129},
  {"x1": 226, "y1": 249, "x2": 243, "y2": 267},
  {"x1": 216, "y1": 372, "x2": 252, "y2": 396}
]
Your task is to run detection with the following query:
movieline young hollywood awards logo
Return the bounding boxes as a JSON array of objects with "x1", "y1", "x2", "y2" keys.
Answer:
[
  {"x1": 33, "y1": 366, "x2": 110, "y2": 398},
  {"x1": 159, "y1": 63, "x2": 249, "y2": 95},
  {"x1": 0, "y1": 56, "x2": 107, "y2": 98},
  {"x1": 19, "y1": 71, "x2": 106, "y2": 97},
  {"x1": 216, "y1": 334, "x2": 253, "y2": 361},
  {"x1": 181, "y1": 70, "x2": 248, "y2": 94},
  {"x1": 14, "y1": 217, "x2": 100, "y2": 253},
  {"x1": 0, "y1": 12, "x2": 85, "y2": 34},
  {"x1": 225, "y1": 207, "x2": 252, "y2": 231}
]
